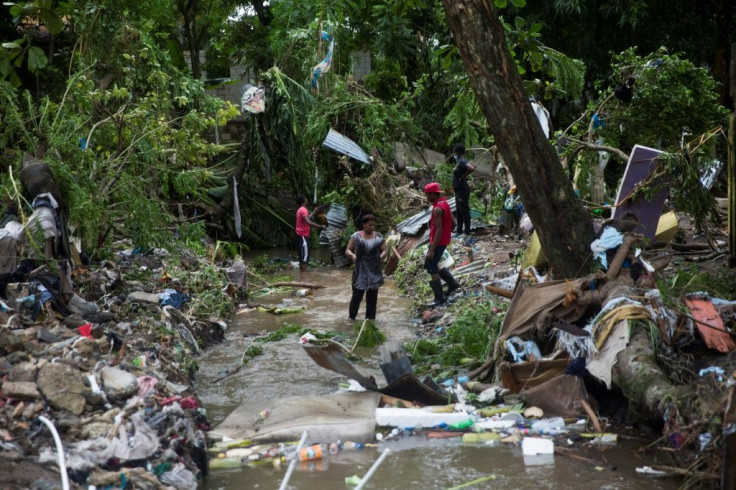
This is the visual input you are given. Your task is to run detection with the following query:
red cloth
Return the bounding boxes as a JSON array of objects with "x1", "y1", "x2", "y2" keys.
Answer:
[
  {"x1": 429, "y1": 197, "x2": 452, "y2": 246},
  {"x1": 77, "y1": 323, "x2": 93, "y2": 338},
  {"x1": 295, "y1": 206, "x2": 311, "y2": 237}
]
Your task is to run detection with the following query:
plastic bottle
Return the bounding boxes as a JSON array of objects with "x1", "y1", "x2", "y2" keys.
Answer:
[
  {"x1": 448, "y1": 419, "x2": 474, "y2": 430},
  {"x1": 298, "y1": 444, "x2": 323, "y2": 461},
  {"x1": 530, "y1": 417, "x2": 565, "y2": 434}
]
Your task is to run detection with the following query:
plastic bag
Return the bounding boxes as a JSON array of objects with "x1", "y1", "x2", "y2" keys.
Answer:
[{"x1": 438, "y1": 249, "x2": 455, "y2": 270}]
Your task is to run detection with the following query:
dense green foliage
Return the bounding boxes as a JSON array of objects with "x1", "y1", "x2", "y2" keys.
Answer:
[{"x1": 0, "y1": 0, "x2": 731, "y2": 252}]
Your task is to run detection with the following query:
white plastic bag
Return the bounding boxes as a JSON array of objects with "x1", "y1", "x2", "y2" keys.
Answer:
[{"x1": 438, "y1": 249, "x2": 455, "y2": 270}]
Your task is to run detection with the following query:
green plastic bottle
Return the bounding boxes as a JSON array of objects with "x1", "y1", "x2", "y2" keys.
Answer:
[{"x1": 448, "y1": 419, "x2": 474, "y2": 430}]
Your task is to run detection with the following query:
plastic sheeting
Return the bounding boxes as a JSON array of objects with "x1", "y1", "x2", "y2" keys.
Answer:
[{"x1": 210, "y1": 392, "x2": 381, "y2": 444}]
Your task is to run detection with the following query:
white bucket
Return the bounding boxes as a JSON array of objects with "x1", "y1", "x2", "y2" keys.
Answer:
[{"x1": 522, "y1": 437, "x2": 554, "y2": 455}]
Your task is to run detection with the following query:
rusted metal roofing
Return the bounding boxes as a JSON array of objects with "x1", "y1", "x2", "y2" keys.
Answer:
[{"x1": 322, "y1": 128, "x2": 370, "y2": 164}]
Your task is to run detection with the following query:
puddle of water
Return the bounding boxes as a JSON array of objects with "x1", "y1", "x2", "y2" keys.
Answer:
[{"x1": 196, "y1": 253, "x2": 681, "y2": 490}]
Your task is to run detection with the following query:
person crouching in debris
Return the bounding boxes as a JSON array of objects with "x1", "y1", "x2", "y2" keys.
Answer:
[
  {"x1": 20, "y1": 155, "x2": 71, "y2": 262},
  {"x1": 19, "y1": 154, "x2": 75, "y2": 304},
  {"x1": 423, "y1": 183, "x2": 460, "y2": 305},
  {"x1": 345, "y1": 214, "x2": 386, "y2": 320}
]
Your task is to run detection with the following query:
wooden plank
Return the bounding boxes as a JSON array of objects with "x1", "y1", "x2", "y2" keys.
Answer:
[{"x1": 685, "y1": 297, "x2": 736, "y2": 353}]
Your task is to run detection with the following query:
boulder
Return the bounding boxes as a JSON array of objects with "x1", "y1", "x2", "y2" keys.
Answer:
[{"x1": 37, "y1": 363, "x2": 88, "y2": 415}]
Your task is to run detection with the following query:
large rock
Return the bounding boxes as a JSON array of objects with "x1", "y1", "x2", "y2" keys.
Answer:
[
  {"x1": 100, "y1": 366, "x2": 138, "y2": 400},
  {"x1": 125, "y1": 291, "x2": 160, "y2": 304},
  {"x1": 37, "y1": 363, "x2": 88, "y2": 415},
  {"x1": 2, "y1": 381, "x2": 41, "y2": 400},
  {"x1": 7, "y1": 362, "x2": 37, "y2": 382}
]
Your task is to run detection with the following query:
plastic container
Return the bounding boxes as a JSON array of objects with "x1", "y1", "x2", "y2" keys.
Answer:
[
  {"x1": 298, "y1": 444, "x2": 323, "y2": 461},
  {"x1": 522, "y1": 437, "x2": 554, "y2": 455},
  {"x1": 209, "y1": 457, "x2": 244, "y2": 470},
  {"x1": 531, "y1": 417, "x2": 565, "y2": 434}
]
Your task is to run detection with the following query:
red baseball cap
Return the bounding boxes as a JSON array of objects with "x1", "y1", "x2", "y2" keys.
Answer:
[{"x1": 424, "y1": 182, "x2": 443, "y2": 194}]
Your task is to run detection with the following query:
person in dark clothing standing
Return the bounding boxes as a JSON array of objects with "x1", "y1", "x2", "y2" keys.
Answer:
[
  {"x1": 423, "y1": 183, "x2": 461, "y2": 305},
  {"x1": 451, "y1": 143, "x2": 476, "y2": 236},
  {"x1": 345, "y1": 214, "x2": 386, "y2": 320}
]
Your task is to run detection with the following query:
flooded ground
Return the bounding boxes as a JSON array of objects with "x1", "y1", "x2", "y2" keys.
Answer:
[{"x1": 195, "y1": 249, "x2": 681, "y2": 490}]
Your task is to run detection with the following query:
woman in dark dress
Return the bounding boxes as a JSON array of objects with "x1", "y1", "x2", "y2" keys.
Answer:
[{"x1": 344, "y1": 214, "x2": 386, "y2": 320}]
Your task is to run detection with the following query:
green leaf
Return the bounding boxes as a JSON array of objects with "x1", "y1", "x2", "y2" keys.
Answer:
[
  {"x1": 8, "y1": 5, "x2": 23, "y2": 18},
  {"x1": 510, "y1": 0, "x2": 526, "y2": 7},
  {"x1": 494, "y1": 0, "x2": 508, "y2": 7},
  {"x1": 39, "y1": 8, "x2": 64, "y2": 34},
  {"x1": 0, "y1": 57, "x2": 10, "y2": 76},
  {"x1": 1, "y1": 42, "x2": 22, "y2": 50},
  {"x1": 27, "y1": 45, "x2": 48, "y2": 72}
]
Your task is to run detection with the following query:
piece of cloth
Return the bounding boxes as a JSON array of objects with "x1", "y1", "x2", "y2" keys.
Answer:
[
  {"x1": 505, "y1": 336, "x2": 542, "y2": 363},
  {"x1": 311, "y1": 33, "x2": 334, "y2": 89},
  {"x1": 295, "y1": 235, "x2": 310, "y2": 264},
  {"x1": 590, "y1": 226, "x2": 623, "y2": 269},
  {"x1": 498, "y1": 278, "x2": 588, "y2": 345},
  {"x1": 0, "y1": 221, "x2": 23, "y2": 274},
  {"x1": 586, "y1": 319, "x2": 630, "y2": 389},
  {"x1": 26, "y1": 206, "x2": 57, "y2": 239},
  {"x1": 429, "y1": 197, "x2": 452, "y2": 247},
  {"x1": 350, "y1": 230, "x2": 385, "y2": 291},
  {"x1": 159, "y1": 290, "x2": 191, "y2": 308}
]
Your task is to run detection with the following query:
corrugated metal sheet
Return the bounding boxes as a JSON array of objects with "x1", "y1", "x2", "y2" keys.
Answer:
[
  {"x1": 322, "y1": 128, "x2": 370, "y2": 164},
  {"x1": 319, "y1": 203, "x2": 348, "y2": 245},
  {"x1": 396, "y1": 198, "x2": 457, "y2": 235},
  {"x1": 319, "y1": 203, "x2": 351, "y2": 267},
  {"x1": 395, "y1": 197, "x2": 489, "y2": 238}
]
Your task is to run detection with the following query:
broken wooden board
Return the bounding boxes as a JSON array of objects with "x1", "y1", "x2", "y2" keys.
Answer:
[
  {"x1": 685, "y1": 296, "x2": 736, "y2": 353},
  {"x1": 611, "y1": 144, "x2": 667, "y2": 240}
]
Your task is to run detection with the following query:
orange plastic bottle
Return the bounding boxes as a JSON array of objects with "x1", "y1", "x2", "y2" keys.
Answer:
[{"x1": 298, "y1": 444, "x2": 323, "y2": 461}]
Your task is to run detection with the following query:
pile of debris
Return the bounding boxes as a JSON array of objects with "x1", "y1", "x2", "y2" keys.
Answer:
[{"x1": 0, "y1": 246, "x2": 236, "y2": 489}]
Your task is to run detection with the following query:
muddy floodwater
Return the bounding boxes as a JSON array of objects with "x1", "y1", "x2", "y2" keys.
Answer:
[{"x1": 196, "y1": 249, "x2": 680, "y2": 490}]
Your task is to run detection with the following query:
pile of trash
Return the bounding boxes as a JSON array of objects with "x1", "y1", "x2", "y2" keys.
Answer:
[{"x1": 0, "y1": 245, "x2": 237, "y2": 489}]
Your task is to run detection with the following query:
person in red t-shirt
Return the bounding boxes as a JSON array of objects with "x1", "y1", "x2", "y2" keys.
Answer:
[
  {"x1": 424, "y1": 183, "x2": 460, "y2": 304},
  {"x1": 295, "y1": 195, "x2": 327, "y2": 272}
]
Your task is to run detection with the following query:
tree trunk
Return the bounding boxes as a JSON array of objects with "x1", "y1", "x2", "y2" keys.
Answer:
[
  {"x1": 251, "y1": 0, "x2": 273, "y2": 27},
  {"x1": 441, "y1": 0, "x2": 595, "y2": 279},
  {"x1": 612, "y1": 327, "x2": 685, "y2": 427}
]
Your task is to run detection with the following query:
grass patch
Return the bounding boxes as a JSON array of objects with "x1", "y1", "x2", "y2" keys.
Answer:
[{"x1": 407, "y1": 298, "x2": 506, "y2": 376}]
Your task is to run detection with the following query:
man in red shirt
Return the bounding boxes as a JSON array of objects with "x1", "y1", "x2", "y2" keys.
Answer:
[
  {"x1": 424, "y1": 183, "x2": 460, "y2": 304},
  {"x1": 295, "y1": 195, "x2": 327, "y2": 273}
]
